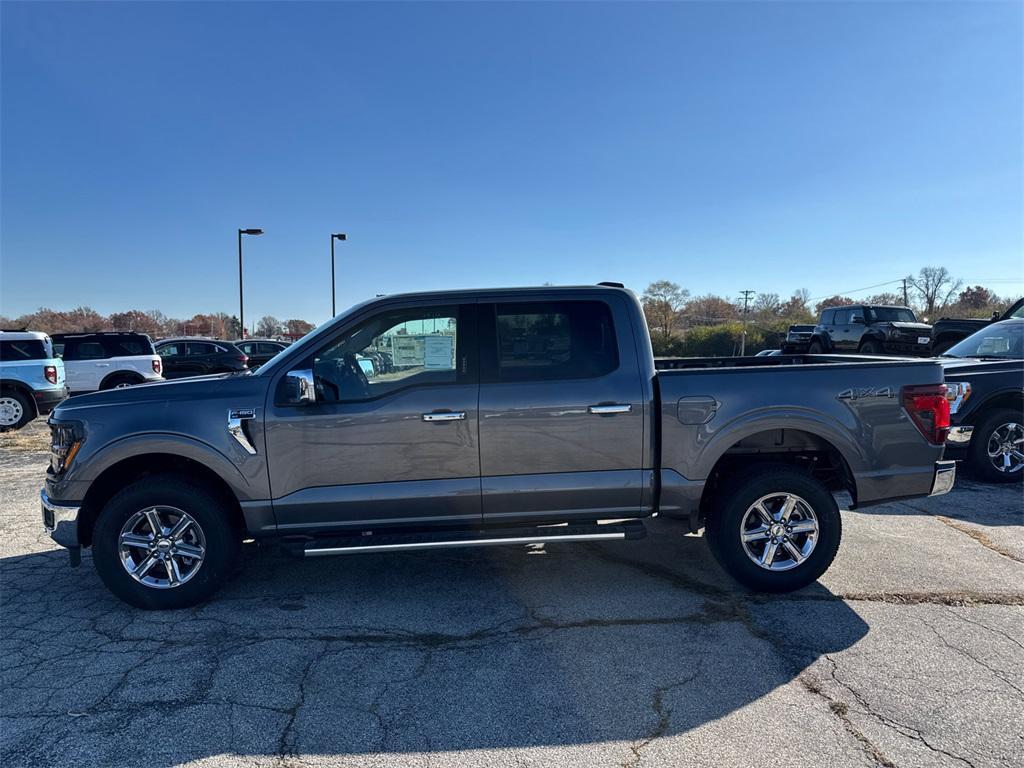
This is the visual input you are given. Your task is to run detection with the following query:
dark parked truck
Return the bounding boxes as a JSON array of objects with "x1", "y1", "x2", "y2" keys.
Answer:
[
  {"x1": 808, "y1": 305, "x2": 933, "y2": 356},
  {"x1": 42, "y1": 285, "x2": 956, "y2": 609}
]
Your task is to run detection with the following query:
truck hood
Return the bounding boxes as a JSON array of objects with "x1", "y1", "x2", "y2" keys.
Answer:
[
  {"x1": 887, "y1": 321, "x2": 933, "y2": 332},
  {"x1": 53, "y1": 373, "x2": 267, "y2": 416}
]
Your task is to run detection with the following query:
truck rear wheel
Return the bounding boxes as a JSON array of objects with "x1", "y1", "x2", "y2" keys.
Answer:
[
  {"x1": 92, "y1": 475, "x2": 241, "y2": 609},
  {"x1": 705, "y1": 466, "x2": 841, "y2": 592}
]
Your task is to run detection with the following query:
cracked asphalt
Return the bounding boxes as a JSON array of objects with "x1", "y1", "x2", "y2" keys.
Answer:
[{"x1": 2, "y1": 420, "x2": 1022, "y2": 768}]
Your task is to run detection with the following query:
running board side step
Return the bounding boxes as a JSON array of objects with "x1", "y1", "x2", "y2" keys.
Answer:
[{"x1": 291, "y1": 521, "x2": 646, "y2": 558}]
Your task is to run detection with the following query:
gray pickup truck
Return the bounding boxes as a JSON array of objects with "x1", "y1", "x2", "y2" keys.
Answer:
[{"x1": 42, "y1": 285, "x2": 955, "y2": 609}]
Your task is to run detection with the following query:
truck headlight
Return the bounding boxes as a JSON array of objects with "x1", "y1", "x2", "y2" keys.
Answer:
[
  {"x1": 945, "y1": 382, "x2": 971, "y2": 415},
  {"x1": 49, "y1": 421, "x2": 84, "y2": 475}
]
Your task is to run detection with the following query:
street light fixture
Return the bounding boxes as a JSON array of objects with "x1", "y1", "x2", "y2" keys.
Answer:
[
  {"x1": 331, "y1": 233, "x2": 347, "y2": 316},
  {"x1": 238, "y1": 228, "x2": 264, "y2": 339}
]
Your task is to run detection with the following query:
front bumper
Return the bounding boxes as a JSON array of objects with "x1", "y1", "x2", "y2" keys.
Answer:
[
  {"x1": 929, "y1": 460, "x2": 956, "y2": 497},
  {"x1": 41, "y1": 490, "x2": 82, "y2": 564}
]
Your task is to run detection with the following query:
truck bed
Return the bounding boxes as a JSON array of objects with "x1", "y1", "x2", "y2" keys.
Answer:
[{"x1": 652, "y1": 353, "x2": 947, "y2": 521}]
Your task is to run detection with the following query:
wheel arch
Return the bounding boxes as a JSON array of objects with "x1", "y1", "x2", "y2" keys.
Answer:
[
  {"x1": 966, "y1": 390, "x2": 1024, "y2": 426},
  {"x1": 99, "y1": 370, "x2": 145, "y2": 390},
  {"x1": 0, "y1": 380, "x2": 39, "y2": 417},
  {"x1": 696, "y1": 425, "x2": 859, "y2": 526}
]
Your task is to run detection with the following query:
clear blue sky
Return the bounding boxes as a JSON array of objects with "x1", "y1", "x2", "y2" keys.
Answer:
[{"x1": 2, "y1": 1, "x2": 1021, "y2": 326}]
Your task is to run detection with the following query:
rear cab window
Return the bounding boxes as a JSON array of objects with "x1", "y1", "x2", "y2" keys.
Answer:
[{"x1": 483, "y1": 300, "x2": 619, "y2": 382}]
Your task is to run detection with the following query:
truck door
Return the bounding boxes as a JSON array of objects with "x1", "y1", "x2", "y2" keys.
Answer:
[
  {"x1": 477, "y1": 296, "x2": 646, "y2": 524},
  {"x1": 264, "y1": 302, "x2": 481, "y2": 530}
]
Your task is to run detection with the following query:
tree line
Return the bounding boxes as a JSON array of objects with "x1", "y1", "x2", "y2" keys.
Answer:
[
  {"x1": 0, "y1": 307, "x2": 315, "y2": 340},
  {"x1": 641, "y1": 266, "x2": 1019, "y2": 356}
]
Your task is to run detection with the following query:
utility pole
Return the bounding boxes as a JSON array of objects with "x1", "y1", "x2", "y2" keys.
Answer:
[
  {"x1": 739, "y1": 290, "x2": 755, "y2": 356},
  {"x1": 902, "y1": 277, "x2": 909, "y2": 306}
]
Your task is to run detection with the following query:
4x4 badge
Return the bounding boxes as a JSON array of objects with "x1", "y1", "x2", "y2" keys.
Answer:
[{"x1": 837, "y1": 387, "x2": 894, "y2": 401}]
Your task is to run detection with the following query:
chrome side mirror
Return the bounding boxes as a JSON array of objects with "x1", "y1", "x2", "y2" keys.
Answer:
[{"x1": 278, "y1": 369, "x2": 316, "y2": 405}]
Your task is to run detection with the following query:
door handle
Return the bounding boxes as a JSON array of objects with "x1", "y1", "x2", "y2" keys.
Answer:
[
  {"x1": 422, "y1": 411, "x2": 466, "y2": 422},
  {"x1": 588, "y1": 404, "x2": 632, "y2": 415}
]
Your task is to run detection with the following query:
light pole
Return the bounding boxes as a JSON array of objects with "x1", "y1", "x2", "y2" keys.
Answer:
[
  {"x1": 330, "y1": 233, "x2": 347, "y2": 316},
  {"x1": 237, "y1": 228, "x2": 263, "y2": 339}
]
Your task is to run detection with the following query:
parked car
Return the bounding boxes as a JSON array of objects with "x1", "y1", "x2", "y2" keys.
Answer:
[
  {"x1": 781, "y1": 324, "x2": 815, "y2": 353},
  {"x1": 0, "y1": 331, "x2": 67, "y2": 431},
  {"x1": 931, "y1": 298, "x2": 1024, "y2": 355},
  {"x1": 42, "y1": 284, "x2": 954, "y2": 609},
  {"x1": 940, "y1": 318, "x2": 1023, "y2": 483},
  {"x1": 234, "y1": 339, "x2": 289, "y2": 369},
  {"x1": 155, "y1": 338, "x2": 249, "y2": 378},
  {"x1": 51, "y1": 332, "x2": 163, "y2": 394},
  {"x1": 807, "y1": 305, "x2": 932, "y2": 356}
]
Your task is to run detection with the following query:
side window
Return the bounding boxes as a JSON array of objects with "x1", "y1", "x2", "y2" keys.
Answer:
[
  {"x1": 239, "y1": 342, "x2": 255, "y2": 355},
  {"x1": 311, "y1": 305, "x2": 460, "y2": 403},
  {"x1": 819, "y1": 310, "x2": 834, "y2": 325},
  {"x1": 489, "y1": 300, "x2": 618, "y2": 382},
  {"x1": 103, "y1": 337, "x2": 153, "y2": 356},
  {"x1": 158, "y1": 344, "x2": 182, "y2": 357},
  {"x1": 187, "y1": 342, "x2": 214, "y2": 355},
  {"x1": 258, "y1": 342, "x2": 282, "y2": 355},
  {"x1": 66, "y1": 340, "x2": 107, "y2": 360},
  {"x1": 0, "y1": 340, "x2": 47, "y2": 360},
  {"x1": 850, "y1": 309, "x2": 865, "y2": 324},
  {"x1": 833, "y1": 309, "x2": 851, "y2": 325}
]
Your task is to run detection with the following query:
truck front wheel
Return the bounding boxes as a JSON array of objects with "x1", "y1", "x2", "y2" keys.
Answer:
[
  {"x1": 92, "y1": 475, "x2": 241, "y2": 609},
  {"x1": 705, "y1": 467, "x2": 841, "y2": 592}
]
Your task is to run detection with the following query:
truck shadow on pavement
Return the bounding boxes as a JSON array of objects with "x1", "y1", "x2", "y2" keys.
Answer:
[{"x1": 1, "y1": 520, "x2": 869, "y2": 767}]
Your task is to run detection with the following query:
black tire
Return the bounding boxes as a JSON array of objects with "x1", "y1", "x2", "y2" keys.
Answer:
[
  {"x1": 0, "y1": 389, "x2": 34, "y2": 432},
  {"x1": 859, "y1": 339, "x2": 883, "y2": 355},
  {"x1": 807, "y1": 340, "x2": 824, "y2": 354},
  {"x1": 705, "y1": 466, "x2": 842, "y2": 592},
  {"x1": 92, "y1": 475, "x2": 241, "y2": 609},
  {"x1": 968, "y1": 408, "x2": 1024, "y2": 484},
  {"x1": 100, "y1": 373, "x2": 143, "y2": 390}
]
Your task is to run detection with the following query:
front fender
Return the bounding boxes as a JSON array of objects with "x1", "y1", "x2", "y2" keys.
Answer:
[{"x1": 46, "y1": 432, "x2": 260, "y2": 504}]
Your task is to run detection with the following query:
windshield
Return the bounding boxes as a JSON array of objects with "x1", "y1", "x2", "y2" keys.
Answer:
[
  {"x1": 945, "y1": 322, "x2": 1023, "y2": 359},
  {"x1": 868, "y1": 307, "x2": 916, "y2": 323}
]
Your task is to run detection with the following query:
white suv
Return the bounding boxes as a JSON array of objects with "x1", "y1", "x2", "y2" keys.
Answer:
[{"x1": 51, "y1": 333, "x2": 164, "y2": 393}]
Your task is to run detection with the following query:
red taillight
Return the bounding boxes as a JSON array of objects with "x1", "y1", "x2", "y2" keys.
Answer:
[
  {"x1": 44, "y1": 365, "x2": 58, "y2": 385},
  {"x1": 238, "y1": 355, "x2": 248, "y2": 365},
  {"x1": 902, "y1": 384, "x2": 950, "y2": 445},
  {"x1": 152, "y1": 359, "x2": 162, "y2": 375}
]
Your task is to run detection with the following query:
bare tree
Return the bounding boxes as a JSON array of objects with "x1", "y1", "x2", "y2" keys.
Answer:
[
  {"x1": 256, "y1": 315, "x2": 282, "y2": 337},
  {"x1": 641, "y1": 280, "x2": 689, "y2": 343},
  {"x1": 907, "y1": 266, "x2": 962, "y2": 316}
]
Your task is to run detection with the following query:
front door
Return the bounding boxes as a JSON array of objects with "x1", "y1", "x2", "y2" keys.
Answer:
[
  {"x1": 264, "y1": 302, "x2": 480, "y2": 531},
  {"x1": 477, "y1": 296, "x2": 646, "y2": 524}
]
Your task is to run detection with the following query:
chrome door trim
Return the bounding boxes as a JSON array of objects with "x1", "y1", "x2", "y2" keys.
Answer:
[
  {"x1": 588, "y1": 404, "x2": 632, "y2": 415},
  {"x1": 422, "y1": 411, "x2": 466, "y2": 422}
]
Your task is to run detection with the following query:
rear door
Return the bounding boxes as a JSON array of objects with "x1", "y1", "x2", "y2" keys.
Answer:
[
  {"x1": 477, "y1": 295, "x2": 646, "y2": 523},
  {"x1": 62, "y1": 338, "x2": 109, "y2": 392},
  {"x1": 831, "y1": 309, "x2": 856, "y2": 350},
  {"x1": 185, "y1": 342, "x2": 216, "y2": 375}
]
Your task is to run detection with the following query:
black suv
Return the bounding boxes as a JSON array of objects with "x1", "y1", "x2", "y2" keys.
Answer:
[
  {"x1": 234, "y1": 338, "x2": 289, "y2": 369},
  {"x1": 808, "y1": 305, "x2": 932, "y2": 356},
  {"x1": 154, "y1": 338, "x2": 249, "y2": 379}
]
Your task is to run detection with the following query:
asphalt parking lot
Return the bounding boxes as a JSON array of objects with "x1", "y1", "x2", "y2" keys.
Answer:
[{"x1": 1, "y1": 420, "x2": 1022, "y2": 768}]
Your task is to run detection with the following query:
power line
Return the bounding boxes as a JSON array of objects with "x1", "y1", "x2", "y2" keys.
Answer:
[{"x1": 808, "y1": 278, "x2": 904, "y2": 302}]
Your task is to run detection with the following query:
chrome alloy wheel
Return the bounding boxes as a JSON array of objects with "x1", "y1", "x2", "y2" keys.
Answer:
[
  {"x1": 987, "y1": 422, "x2": 1024, "y2": 475},
  {"x1": 0, "y1": 396, "x2": 24, "y2": 427},
  {"x1": 740, "y1": 492, "x2": 819, "y2": 571},
  {"x1": 118, "y1": 507, "x2": 207, "y2": 589}
]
